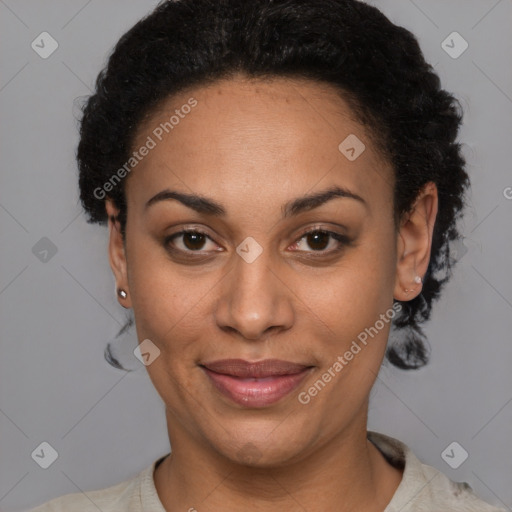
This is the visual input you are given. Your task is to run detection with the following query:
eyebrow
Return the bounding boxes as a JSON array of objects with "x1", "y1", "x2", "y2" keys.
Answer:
[{"x1": 144, "y1": 185, "x2": 366, "y2": 217}]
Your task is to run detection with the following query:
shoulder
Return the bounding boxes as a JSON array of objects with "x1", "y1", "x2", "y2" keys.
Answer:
[
  {"x1": 26, "y1": 456, "x2": 167, "y2": 512},
  {"x1": 27, "y1": 479, "x2": 133, "y2": 512},
  {"x1": 367, "y1": 431, "x2": 507, "y2": 512}
]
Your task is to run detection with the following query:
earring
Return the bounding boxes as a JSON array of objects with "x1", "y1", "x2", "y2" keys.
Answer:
[
  {"x1": 404, "y1": 275, "x2": 422, "y2": 294},
  {"x1": 117, "y1": 288, "x2": 127, "y2": 299}
]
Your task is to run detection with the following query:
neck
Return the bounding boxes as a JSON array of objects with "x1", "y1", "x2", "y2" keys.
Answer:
[{"x1": 154, "y1": 407, "x2": 402, "y2": 512}]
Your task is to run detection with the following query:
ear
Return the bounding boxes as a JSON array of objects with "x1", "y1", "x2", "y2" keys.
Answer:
[
  {"x1": 394, "y1": 182, "x2": 438, "y2": 301},
  {"x1": 105, "y1": 198, "x2": 132, "y2": 308}
]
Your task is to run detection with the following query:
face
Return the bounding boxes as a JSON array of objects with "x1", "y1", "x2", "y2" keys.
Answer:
[{"x1": 107, "y1": 74, "x2": 437, "y2": 466}]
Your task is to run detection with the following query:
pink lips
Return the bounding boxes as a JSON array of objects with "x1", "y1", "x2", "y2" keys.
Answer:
[{"x1": 200, "y1": 359, "x2": 312, "y2": 408}]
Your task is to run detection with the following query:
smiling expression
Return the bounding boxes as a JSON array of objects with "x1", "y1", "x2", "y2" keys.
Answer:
[{"x1": 106, "y1": 74, "x2": 427, "y2": 466}]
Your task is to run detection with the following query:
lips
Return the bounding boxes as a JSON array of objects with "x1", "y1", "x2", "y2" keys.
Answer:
[
  {"x1": 201, "y1": 359, "x2": 311, "y2": 378},
  {"x1": 200, "y1": 359, "x2": 313, "y2": 407}
]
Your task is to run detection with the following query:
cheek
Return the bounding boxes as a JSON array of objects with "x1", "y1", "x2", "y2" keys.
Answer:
[
  {"x1": 294, "y1": 271, "x2": 392, "y2": 372},
  {"x1": 294, "y1": 260, "x2": 397, "y2": 422},
  {"x1": 126, "y1": 234, "x2": 213, "y2": 355},
  {"x1": 126, "y1": 247, "x2": 212, "y2": 409},
  {"x1": 291, "y1": 232, "x2": 398, "y2": 405},
  {"x1": 303, "y1": 234, "x2": 396, "y2": 331}
]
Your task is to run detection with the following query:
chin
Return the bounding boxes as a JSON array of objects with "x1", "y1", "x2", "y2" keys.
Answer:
[{"x1": 206, "y1": 419, "x2": 317, "y2": 468}]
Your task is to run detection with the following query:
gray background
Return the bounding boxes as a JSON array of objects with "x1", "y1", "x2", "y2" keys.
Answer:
[{"x1": 1, "y1": 0, "x2": 511, "y2": 510}]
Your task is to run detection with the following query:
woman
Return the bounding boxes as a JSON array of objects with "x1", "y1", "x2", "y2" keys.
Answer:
[{"x1": 29, "y1": 0, "x2": 505, "y2": 510}]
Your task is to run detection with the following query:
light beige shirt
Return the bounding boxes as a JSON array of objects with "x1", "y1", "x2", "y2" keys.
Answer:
[{"x1": 28, "y1": 431, "x2": 506, "y2": 512}]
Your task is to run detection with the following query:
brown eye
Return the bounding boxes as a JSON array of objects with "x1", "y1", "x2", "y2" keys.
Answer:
[
  {"x1": 182, "y1": 231, "x2": 206, "y2": 250},
  {"x1": 165, "y1": 229, "x2": 219, "y2": 253},
  {"x1": 305, "y1": 231, "x2": 330, "y2": 251},
  {"x1": 290, "y1": 228, "x2": 350, "y2": 254}
]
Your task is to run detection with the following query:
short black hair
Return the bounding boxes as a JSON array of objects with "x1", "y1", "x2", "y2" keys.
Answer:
[{"x1": 77, "y1": 0, "x2": 469, "y2": 370}]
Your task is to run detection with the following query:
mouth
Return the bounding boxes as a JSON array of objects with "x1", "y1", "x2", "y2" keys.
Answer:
[{"x1": 200, "y1": 359, "x2": 314, "y2": 408}]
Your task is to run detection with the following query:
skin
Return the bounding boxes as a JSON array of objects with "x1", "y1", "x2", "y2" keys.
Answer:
[{"x1": 106, "y1": 74, "x2": 438, "y2": 511}]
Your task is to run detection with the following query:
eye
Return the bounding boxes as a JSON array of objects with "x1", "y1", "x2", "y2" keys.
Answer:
[
  {"x1": 164, "y1": 226, "x2": 351, "y2": 258},
  {"x1": 289, "y1": 227, "x2": 350, "y2": 254},
  {"x1": 165, "y1": 229, "x2": 221, "y2": 254}
]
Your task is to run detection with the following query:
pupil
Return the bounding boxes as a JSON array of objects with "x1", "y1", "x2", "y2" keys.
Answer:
[
  {"x1": 308, "y1": 231, "x2": 328, "y2": 250},
  {"x1": 184, "y1": 232, "x2": 205, "y2": 250}
]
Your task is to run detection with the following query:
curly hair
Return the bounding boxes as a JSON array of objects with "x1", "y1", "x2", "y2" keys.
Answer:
[{"x1": 77, "y1": 0, "x2": 469, "y2": 370}]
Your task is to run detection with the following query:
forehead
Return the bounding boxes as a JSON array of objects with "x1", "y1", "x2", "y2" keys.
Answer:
[{"x1": 128, "y1": 75, "x2": 393, "y2": 214}]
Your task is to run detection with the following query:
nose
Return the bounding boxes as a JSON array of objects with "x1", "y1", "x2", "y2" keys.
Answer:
[{"x1": 214, "y1": 248, "x2": 294, "y2": 341}]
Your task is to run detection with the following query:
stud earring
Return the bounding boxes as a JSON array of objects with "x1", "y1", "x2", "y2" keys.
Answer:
[
  {"x1": 404, "y1": 275, "x2": 422, "y2": 294},
  {"x1": 117, "y1": 288, "x2": 127, "y2": 299}
]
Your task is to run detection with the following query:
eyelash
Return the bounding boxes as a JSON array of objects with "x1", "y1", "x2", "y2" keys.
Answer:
[{"x1": 164, "y1": 226, "x2": 351, "y2": 258}]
